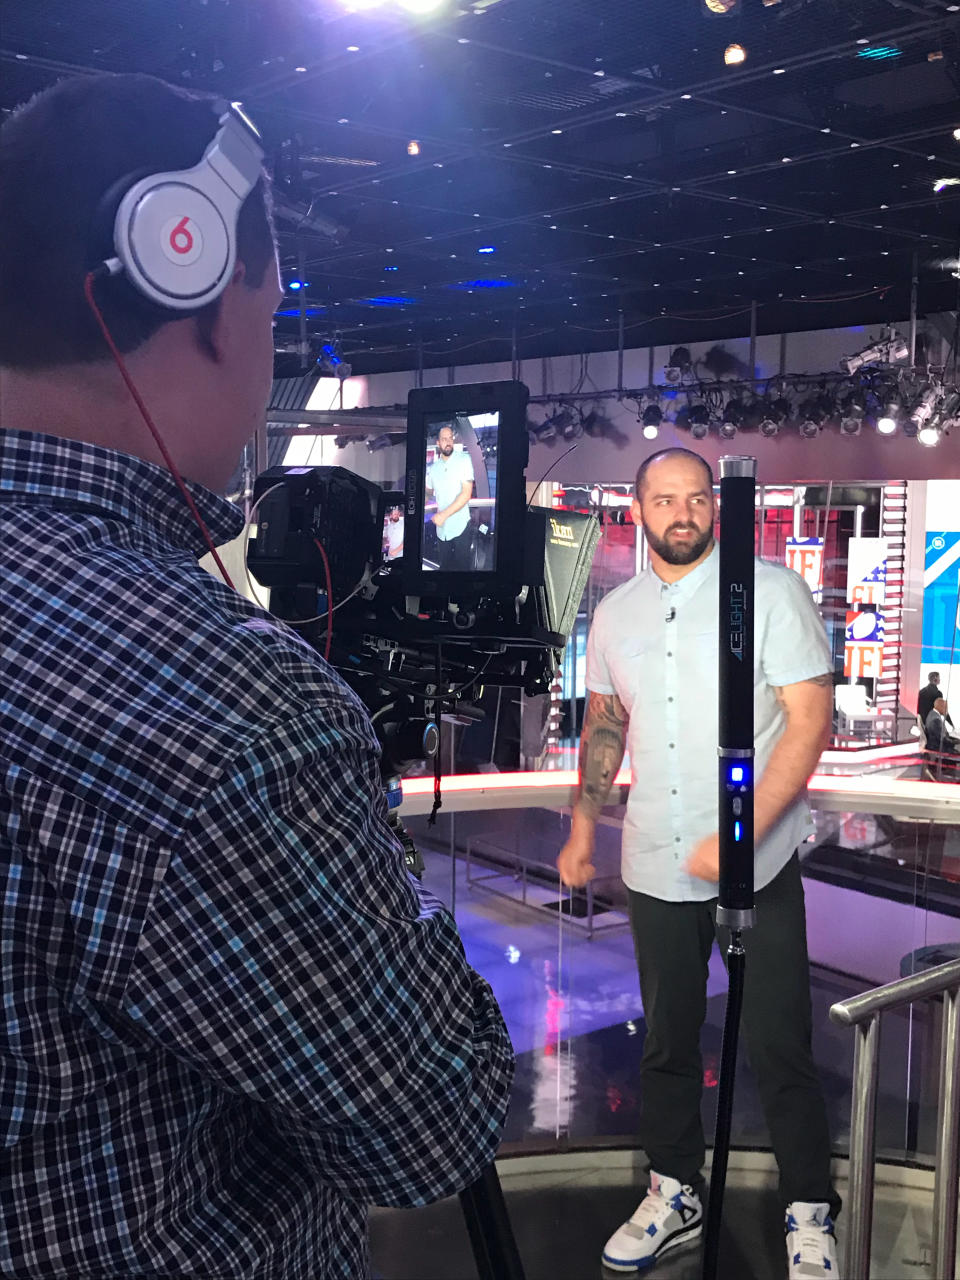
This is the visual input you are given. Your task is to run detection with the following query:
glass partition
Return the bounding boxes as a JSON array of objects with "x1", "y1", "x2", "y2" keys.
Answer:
[{"x1": 401, "y1": 782, "x2": 960, "y2": 1171}]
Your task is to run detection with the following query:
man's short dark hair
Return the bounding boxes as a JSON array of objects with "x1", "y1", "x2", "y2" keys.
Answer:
[
  {"x1": 929, "y1": 672, "x2": 941, "y2": 683},
  {"x1": 0, "y1": 74, "x2": 275, "y2": 370},
  {"x1": 634, "y1": 448, "x2": 715, "y2": 501}
]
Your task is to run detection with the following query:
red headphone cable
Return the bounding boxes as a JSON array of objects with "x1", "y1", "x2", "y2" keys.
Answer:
[{"x1": 83, "y1": 270, "x2": 236, "y2": 590}]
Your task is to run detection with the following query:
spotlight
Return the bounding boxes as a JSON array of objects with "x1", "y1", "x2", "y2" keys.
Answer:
[
  {"x1": 840, "y1": 328, "x2": 909, "y2": 375},
  {"x1": 941, "y1": 391, "x2": 960, "y2": 428},
  {"x1": 288, "y1": 280, "x2": 310, "y2": 291},
  {"x1": 918, "y1": 424, "x2": 942, "y2": 447},
  {"x1": 642, "y1": 404, "x2": 662, "y2": 440},
  {"x1": 534, "y1": 406, "x2": 577, "y2": 443},
  {"x1": 407, "y1": 139, "x2": 421, "y2": 156},
  {"x1": 724, "y1": 42, "x2": 747, "y2": 65},
  {"x1": 758, "y1": 397, "x2": 789, "y2": 437},
  {"x1": 934, "y1": 177, "x2": 960, "y2": 193},
  {"x1": 910, "y1": 385, "x2": 941, "y2": 431},
  {"x1": 704, "y1": 0, "x2": 738, "y2": 11},
  {"x1": 798, "y1": 397, "x2": 824, "y2": 438},
  {"x1": 876, "y1": 404, "x2": 899, "y2": 435},
  {"x1": 720, "y1": 397, "x2": 744, "y2": 439},
  {"x1": 840, "y1": 391, "x2": 864, "y2": 435},
  {"x1": 688, "y1": 403, "x2": 711, "y2": 440},
  {"x1": 664, "y1": 347, "x2": 693, "y2": 384}
]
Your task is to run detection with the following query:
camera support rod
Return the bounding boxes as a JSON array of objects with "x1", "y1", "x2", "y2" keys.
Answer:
[{"x1": 702, "y1": 455, "x2": 757, "y2": 1280}]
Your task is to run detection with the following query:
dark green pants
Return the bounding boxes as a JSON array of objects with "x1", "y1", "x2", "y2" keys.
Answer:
[{"x1": 628, "y1": 853, "x2": 840, "y2": 1216}]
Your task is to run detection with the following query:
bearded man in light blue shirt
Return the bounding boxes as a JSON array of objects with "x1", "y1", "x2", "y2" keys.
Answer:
[
  {"x1": 557, "y1": 448, "x2": 841, "y2": 1280},
  {"x1": 426, "y1": 423, "x2": 475, "y2": 571}
]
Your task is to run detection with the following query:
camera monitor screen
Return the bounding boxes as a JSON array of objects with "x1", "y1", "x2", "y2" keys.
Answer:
[{"x1": 420, "y1": 411, "x2": 499, "y2": 574}]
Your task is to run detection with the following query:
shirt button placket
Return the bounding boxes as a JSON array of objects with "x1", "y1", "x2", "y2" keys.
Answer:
[{"x1": 663, "y1": 592, "x2": 682, "y2": 874}]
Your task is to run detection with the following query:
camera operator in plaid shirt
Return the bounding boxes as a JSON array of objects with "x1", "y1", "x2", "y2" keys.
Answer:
[{"x1": 0, "y1": 74, "x2": 513, "y2": 1279}]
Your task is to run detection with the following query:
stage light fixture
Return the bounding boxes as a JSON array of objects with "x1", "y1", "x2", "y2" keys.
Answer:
[
  {"x1": 798, "y1": 398, "x2": 823, "y2": 438},
  {"x1": 918, "y1": 424, "x2": 942, "y2": 447},
  {"x1": 704, "y1": 0, "x2": 738, "y2": 11},
  {"x1": 876, "y1": 404, "x2": 899, "y2": 435},
  {"x1": 719, "y1": 398, "x2": 744, "y2": 439},
  {"x1": 759, "y1": 417, "x2": 779, "y2": 438},
  {"x1": 641, "y1": 404, "x2": 662, "y2": 440},
  {"x1": 934, "y1": 177, "x2": 960, "y2": 193},
  {"x1": 840, "y1": 327, "x2": 909, "y2": 375},
  {"x1": 839, "y1": 391, "x2": 864, "y2": 436},
  {"x1": 910, "y1": 385, "x2": 941, "y2": 431},
  {"x1": 688, "y1": 403, "x2": 711, "y2": 440},
  {"x1": 407, "y1": 139, "x2": 421, "y2": 156},
  {"x1": 724, "y1": 43, "x2": 747, "y2": 65}
]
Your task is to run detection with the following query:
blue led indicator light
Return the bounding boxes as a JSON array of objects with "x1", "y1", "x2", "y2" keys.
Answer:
[
  {"x1": 730, "y1": 766, "x2": 744, "y2": 783},
  {"x1": 734, "y1": 821, "x2": 742, "y2": 842}
]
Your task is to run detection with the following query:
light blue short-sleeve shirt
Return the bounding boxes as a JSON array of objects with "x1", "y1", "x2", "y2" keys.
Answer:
[
  {"x1": 427, "y1": 449, "x2": 475, "y2": 541},
  {"x1": 585, "y1": 544, "x2": 832, "y2": 901}
]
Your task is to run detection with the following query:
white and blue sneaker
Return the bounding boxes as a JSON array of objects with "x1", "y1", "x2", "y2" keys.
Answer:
[
  {"x1": 601, "y1": 1171, "x2": 703, "y2": 1272},
  {"x1": 785, "y1": 1201, "x2": 840, "y2": 1278}
]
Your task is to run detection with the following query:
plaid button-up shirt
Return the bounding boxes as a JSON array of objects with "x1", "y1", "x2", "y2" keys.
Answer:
[{"x1": 0, "y1": 429, "x2": 513, "y2": 1279}]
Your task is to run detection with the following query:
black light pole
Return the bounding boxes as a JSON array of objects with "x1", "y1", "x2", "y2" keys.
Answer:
[{"x1": 701, "y1": 455, "x2": 757, "y2": 1280}]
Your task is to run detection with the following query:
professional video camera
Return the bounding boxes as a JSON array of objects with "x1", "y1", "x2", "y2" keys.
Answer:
[{"x1": 247, "y1": 379, "x2": 600, "y2": 812}]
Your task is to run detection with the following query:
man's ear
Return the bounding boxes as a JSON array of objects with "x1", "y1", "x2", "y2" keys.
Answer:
[
  {"x1": 194, "y1": 260, "x2": 248, "y2": 363},
  {"x1": 630, "y1": 496, "x2": 642, "y2": 525}
]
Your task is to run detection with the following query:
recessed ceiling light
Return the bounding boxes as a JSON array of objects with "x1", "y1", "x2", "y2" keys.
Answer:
[
  {"x1": 616, "y1": 112, "x2": 627, "y2": 118},
  {"x1": 594, "y1": 70, "x2": 605, "y2": 77},
  {"x1": 681, "y1": 93, "x2": 692, "y2": 100},
  {"x1": 850, "y1": 142, "x2": 860, "y2": 148},
  {"x1": 503, "y1": 142, "x2": 512, "y2": 147},
  {"x1": 295, "y1": 66, "x2": 307, "y2": 73},
  {"x1": 821, "y1": 127, "x2": 831, "y2": 134},
  {"x1": 457, "y1": 37, "x2": 470, "y2": 43},
  {"x1": 728, "y1": 169, "x2": 737, "y2": 175},
  {"x1": 346, "y1": 45, "x2": 360, "y2": 52},
  {"x1": 337, "y1": 118, "x2": 349, "y2": 124},
  {"x1": 773, "y1": 68, "x2": 785, "y2": 74},
  {"x1": 781, "y1": 156, "x2": 791, "y2": 163}
]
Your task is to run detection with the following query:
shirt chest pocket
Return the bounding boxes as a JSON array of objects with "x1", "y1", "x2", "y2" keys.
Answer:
[{"x1": 608, "y1": 636, "x2": 661, "y2": 716}]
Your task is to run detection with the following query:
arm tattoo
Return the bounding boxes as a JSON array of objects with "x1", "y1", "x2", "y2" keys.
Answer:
[{"x1": 576, "y1": 692, "x2": 628, "y2": 820}]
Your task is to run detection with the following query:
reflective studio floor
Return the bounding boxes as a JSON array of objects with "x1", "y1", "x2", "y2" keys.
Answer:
[{"x1": 366, "y1": 817, "x2": 959, "y2": 1280}]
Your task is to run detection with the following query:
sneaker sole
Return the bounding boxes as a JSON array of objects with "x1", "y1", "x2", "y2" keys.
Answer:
[{"x1": 602, "y1": 1220, "x2": 703, "y2": 1273}]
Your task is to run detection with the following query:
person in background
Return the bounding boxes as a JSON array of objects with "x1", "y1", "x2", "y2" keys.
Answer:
[
  {"x1": 0, "y1": 73, "x2": 513, "y2": 1280},
  {"x1": 384, "y1": 504, "x2": 404, "y2": 561},
  {"x1": 926, "y1": 701, "x2": 960, "y2": 778},
  {"x1": 426, "y1": 422, "x2": 475, "y2": 570},
  {"x1": 918, "y1": 671, "x2": 952, "y2": 728},
  {"x1": 557, "y1": 449, "x2": 840, "y2": 1280}
]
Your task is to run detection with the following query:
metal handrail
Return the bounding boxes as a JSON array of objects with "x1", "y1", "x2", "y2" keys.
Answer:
[{"x1": 829, "y1": 957, "x2": 960, "y2": 1280}]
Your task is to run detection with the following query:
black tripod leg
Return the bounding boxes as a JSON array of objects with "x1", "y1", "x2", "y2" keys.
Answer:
[
  {"x1": 458, "y1": 1162, "x2": 526, "y2": 1280},
  {"x1": 701, "y1": 933, "x2": 746, "y2": 1280}
]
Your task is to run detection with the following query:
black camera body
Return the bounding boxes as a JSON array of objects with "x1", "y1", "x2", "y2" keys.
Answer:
[{"x1": 247, "y1": 380, "x2": 599, "y2": 775}]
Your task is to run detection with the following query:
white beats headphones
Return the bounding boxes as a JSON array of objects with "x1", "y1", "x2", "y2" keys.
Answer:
[{"x1": 103, "y1": 101, "x2": 264, "y2": 311}]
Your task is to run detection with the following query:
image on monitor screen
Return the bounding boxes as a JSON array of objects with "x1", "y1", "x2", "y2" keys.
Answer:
[
  {"x1": 381, "y1": 502, "x2": 405, "y2": 565},
  {"x1": 421, "y1": 410, "x2": 499, "y2": 573}
]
